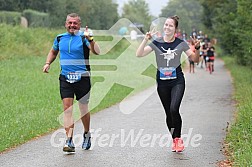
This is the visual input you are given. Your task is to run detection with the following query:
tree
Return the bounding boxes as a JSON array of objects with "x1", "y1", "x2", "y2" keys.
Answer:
[
  {"x1": 121, "y1": 0, "x2": 151, "y2": 32},
  {"x1": 200, "y1": 0, "x2": 223, "y2": 31},
  {"x1": 79, "y1": 0, "x2": 119, "y2": 30},
  {"x1": 0, "y1": 0, "x2": 119, "y2": 29},
  {"x1": 0, "y1": 0, "x2": 22, "y2": 11},
  {"x1": 234, "y1": 0, "x2": 252, "y2": 66},
  {"x1": 160, "y1": 0, "x2": 204, "y2": 35},
  {"x1": 45, "y1": 0, "x2": 64, "y2": 27},
  {"x1": 208, "y1": 0, "x2": 237, "y2": 54},
  {"x1": 0, "y1": 0, "x2": 53, "y2": 12},
  {"x1": 201, "y1": 0, "x2": 252, "y2": 67}
]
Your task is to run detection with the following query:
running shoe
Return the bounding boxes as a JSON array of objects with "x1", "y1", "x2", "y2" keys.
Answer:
[
  {"x1": 172, "y1": 139, "x2": 177, "y2": 152},
  {"x1": 63, "y1": 139, "x2": 75, "y2": 153},
  {"x1": 175, "y1": 138, "x2": 185, "y2": 152},
  {"x1": 82, "y1": 132, "x2": 91, "y2": 150}
]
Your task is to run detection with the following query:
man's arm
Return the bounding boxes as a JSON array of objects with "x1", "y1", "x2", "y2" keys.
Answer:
[
  {"x1": 42, "y1": 49, "x2": 58, "y2": 73},
  {"x1": 88, "y1": 40, "x2": 100, "y2": 55}
]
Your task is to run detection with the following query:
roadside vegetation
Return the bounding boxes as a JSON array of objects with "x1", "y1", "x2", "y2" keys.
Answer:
[{"x1": 222, "y1": 56, "x2": 252, "y2": 166}]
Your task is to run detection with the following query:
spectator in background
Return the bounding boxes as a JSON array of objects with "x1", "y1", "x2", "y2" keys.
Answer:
[
  {"x1": 188, "y1": 40, "x2": 196, "y2": 73},
  {"x1": 130, "y1": 29, "x2": 138, "y2": 40},
  {"x1": 197, "y1": 30, "x2": 204, "y2": 40},
  {"x1": 182, "y1": 30, "x2": 187, "y2": 42},
  {"x1": 206, "y1": 43, "x2": 215, "y2": 74},
  {"x1": 201, "y1": 42, "x2": 209, "y2": 70},
  {"x1": 191, "y1": 28, "x2": 197, "y2": 39},
  {"x1": 175, "y1": 28, "x2": 182, "y2": 39},
  {"x1": 203, "y1": 34, "x2": 210, "y2": 43}
]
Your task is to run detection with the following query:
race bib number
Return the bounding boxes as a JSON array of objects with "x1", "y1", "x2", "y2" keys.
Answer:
[
  {"x1": 66, "y1": 72, "x2": 81, "y2": 83},
  {"x1": 159, "y1": 67, "x2": 177, "y2": 80}
]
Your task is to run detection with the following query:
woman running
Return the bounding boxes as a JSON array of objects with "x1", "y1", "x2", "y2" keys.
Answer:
[{"x1": 136, "y1": 15, "x2": 200, "y2": 152}]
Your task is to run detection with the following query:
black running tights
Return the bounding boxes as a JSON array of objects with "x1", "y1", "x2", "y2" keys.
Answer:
[{"x1": 157, "y1": 84, "x2": 185, "y2": 139}]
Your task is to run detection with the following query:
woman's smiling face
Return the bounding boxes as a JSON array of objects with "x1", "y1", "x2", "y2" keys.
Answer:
[{"x1": 163, "y1": 18, "x2": 176, "y2": 36}]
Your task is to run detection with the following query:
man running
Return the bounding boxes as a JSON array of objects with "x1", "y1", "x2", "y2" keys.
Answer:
[{"x1": 42, "y1": 13, "x2": 100, "y2": 153}]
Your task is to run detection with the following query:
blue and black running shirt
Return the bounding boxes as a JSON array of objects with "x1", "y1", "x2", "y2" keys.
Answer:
[{"x1": 52, "y1": 31, "x2": 90, "y2": 76}]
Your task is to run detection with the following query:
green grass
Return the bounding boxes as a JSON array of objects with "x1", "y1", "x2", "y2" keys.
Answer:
[
  {"x1": 0, "y1": 25, "x2": 156, "y2": 152},
  {"x1": 0, "y1": 24, "x2": 63, "y2": 60},
  {"x1": 0, "y1": 57, "x2": 62, "y2": 151},
  {"x1": 222, "y1": 56, "x2": 252, "y2": 167}
]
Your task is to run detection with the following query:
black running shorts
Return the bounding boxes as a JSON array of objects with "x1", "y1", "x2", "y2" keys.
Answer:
[{"x1": 59, "y1": 75, "x2": 91, "y2": 104}]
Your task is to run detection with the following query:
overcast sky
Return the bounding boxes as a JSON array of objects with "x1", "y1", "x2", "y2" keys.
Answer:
[{"x1": 116, "y1": 0, "x2": 169, "y2": 17}]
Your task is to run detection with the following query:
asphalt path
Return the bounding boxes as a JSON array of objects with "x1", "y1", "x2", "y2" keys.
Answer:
[{"x1": 0, "y1": 58, "x2": 234, "y2": 167}]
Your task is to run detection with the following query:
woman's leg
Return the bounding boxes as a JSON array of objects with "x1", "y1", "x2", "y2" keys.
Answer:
[
  {"x1": 170, "y1": 84, "x2": 185, "y2": 138},
  {"x1": 157, "y1": 86, "x2": 173, "y2": 134},
  {"x1": 209, "y1": 61, "x2": 213, "y2": 74},
  {"x1": 157, "y1": 84, "x2": 185, "y2": 139}
]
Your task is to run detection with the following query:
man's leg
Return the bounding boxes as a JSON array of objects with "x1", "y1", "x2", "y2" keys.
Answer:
[
  {"x1": 79, "y1": 102, "x2": 91, "y2": 150},
  {"x1": 74, "y1": 76, "x2": 91, "y2": 150},
  {"x1": 79, "y1": 102, "x2": 90, "y2": 133},
  {"x1": 62, "y1": 97, "x2": 75, "y2": 152},
  {"x1": 63, "y1": 98, "x2": 75, "y2": 138}
]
